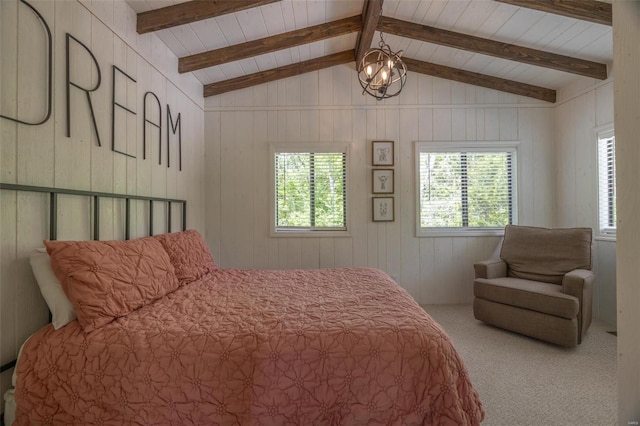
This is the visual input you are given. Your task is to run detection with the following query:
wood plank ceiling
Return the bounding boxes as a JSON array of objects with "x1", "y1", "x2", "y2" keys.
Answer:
[{"x1": 127, "y1": 0, "x2": 613, "y2": 103}]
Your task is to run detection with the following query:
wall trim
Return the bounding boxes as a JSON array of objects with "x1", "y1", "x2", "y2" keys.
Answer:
[{"x1": 554, "y1": 77, "x2": 614, "y2": 107}]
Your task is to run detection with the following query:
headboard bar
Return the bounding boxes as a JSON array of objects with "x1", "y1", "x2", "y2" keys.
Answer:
[
  {"x1": 0, "y1": 183, "x2": 188, "y2": 375},
  {"x1": 50, "y1": 192, "x2": 57, "y2": 240},
  {"x1": 0, "y1": 360, "x2": 16, "y2": 374},
  {"x1": 0, "y1": 183, "x2": 186, "y2": 204},
  {"x1": 0, "y1": 183, "x2": 187, "y2": 239},
  {"x1": 182, "y1": 202, "x2": 187, "y2": 231},
  {"x1": 94, "y1": 196, "x2": 100, "y2": 241},
  {"x1": 149, "y1": 200, "x2": 154, "y2": 236}
]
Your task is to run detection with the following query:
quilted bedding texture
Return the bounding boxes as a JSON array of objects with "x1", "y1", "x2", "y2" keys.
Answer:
[{"x1": 15, "y1": 267, "x2": 484, "y2": 425}]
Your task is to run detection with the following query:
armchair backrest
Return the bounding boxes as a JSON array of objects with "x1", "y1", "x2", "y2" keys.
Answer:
[{"x1": 500, "y1": 225, "x2": 592, "y2": 284}]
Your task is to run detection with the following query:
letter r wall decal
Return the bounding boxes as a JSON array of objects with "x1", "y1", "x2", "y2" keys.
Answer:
[{"x1": 66, "y1": 33, "x2": 102, "y2": 146}]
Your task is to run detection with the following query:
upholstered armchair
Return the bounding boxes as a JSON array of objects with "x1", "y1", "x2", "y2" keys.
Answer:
[{"x1": 473, "y1": 225, "x2": 594, "y2": 347}]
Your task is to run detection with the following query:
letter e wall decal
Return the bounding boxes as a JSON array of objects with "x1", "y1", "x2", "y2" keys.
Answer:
[{"x1": 112, "y1": 65, "x2": 137, "y2": 158}]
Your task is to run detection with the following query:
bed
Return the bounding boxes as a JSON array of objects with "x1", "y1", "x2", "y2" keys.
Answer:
[{"x1": 2, "y1": 186, "x2": 483, "y2": 425}]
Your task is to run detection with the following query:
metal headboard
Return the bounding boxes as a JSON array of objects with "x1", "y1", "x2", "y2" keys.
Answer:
[{"x1": 0, "y1": 183, "x2": 187, "y2": 374}]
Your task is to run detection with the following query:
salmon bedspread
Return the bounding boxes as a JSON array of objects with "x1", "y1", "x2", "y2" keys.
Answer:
[{"x1": 15, "y1": 267, "x2": 484, "y2": 425}]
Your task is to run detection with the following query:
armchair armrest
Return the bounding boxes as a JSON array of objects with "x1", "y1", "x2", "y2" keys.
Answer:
[
  {"x1": 562, "y1": 269, "x2": 594, "y2": 344},
  {"x1": 474, "y1": 259, "x2": 507, "y2": 279},
  {"x1": 562, "y1": 269, "x2": 594, "y2": 298}
]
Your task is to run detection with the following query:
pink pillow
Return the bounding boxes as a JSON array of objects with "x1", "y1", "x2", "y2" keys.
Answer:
[
  {"x1": 45, "y1": 237, "x2": 179, "y2": 332},
  {"x1": 153, "y1": 230, "x2": 217, "y2": 283}
]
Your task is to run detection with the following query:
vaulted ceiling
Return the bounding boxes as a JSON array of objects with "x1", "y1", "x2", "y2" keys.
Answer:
[{"x1": 126, "y1": 0, "x2": 613, "y2": 103}]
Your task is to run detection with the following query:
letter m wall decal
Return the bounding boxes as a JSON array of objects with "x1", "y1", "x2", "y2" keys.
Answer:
[{"x1": 167, "y1": 105, "x2": 182, "y2": 171}]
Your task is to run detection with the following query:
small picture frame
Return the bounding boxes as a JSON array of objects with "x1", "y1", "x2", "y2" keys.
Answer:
[
  {"x1": 372, "y1": 197, "x2": 394, "y2": 222},
  {"x1": 372, "y1": 140, "x2": 394, "y2": 166},
  {"x1": 372, "y1": 169, "x2": 394, "y2": 194}
]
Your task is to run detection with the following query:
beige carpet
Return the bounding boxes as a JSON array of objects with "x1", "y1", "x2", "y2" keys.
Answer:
[{"x1": 422, "y1": 304, "x2": 617, "y2": 426}]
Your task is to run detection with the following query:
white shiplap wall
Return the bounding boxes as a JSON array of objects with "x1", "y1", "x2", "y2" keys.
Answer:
[
  {"x1": 0, "y1": 0, "x2": 205, "y2": 408},
  {"x1": 204, "y1": 65, "x2": 555, "y2": 306},
  {"x1": 553, "y1": 78, "x2": 616, "y2": 327}
]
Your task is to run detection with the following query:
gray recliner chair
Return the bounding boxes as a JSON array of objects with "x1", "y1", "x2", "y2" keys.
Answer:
[{"x1": 473, "y1": 225, "x2": 594, "y2": 347}]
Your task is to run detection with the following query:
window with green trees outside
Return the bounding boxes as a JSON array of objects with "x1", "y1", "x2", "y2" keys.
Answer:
[
  {"x1": 416, "y1": 142, "x2": 518, "y2": 236},
  {"x1": 274, "y1": 150, "x2": 347, "y2": 233}
]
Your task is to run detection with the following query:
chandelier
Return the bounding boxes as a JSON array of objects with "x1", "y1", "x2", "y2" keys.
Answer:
[{"x1": 358, "y1": 32, "x2": 407, "y2": 100}]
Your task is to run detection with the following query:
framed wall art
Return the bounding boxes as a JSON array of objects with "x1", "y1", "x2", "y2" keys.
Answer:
[
  {"x1": 372, "y1": 140, "x2": 394, "y2": 166},
  {"x1": 372, "y1": 197, "x2": 394, "y2": 222},
  {"x1": 372, "y1": 169, "x2": 394, "y2": 194}
]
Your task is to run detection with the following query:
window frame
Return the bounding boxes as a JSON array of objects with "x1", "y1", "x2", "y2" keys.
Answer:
[
  {"x1": 415, "y1": 141, "x2": 519, "y2": 237},
  {"x1": 270, "y1": 143, "x2": 351, "y2": 238},
  {"x1": 596, "y1": 124, "x2": 616, "y2": 240}
]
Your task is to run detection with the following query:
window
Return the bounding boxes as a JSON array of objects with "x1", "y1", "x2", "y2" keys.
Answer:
[
  {"x1": 416, "y1": 142, "x2": 518, "y2": 236},
  {"x1": 271, "y1": 144, "x2": 349, "y2": 235},
  {"x1": 597, "y1": 126, "x2": 616, "y2": 236}
]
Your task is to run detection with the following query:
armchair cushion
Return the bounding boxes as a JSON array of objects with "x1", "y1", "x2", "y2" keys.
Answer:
[
  {"x1": 475, "y1": 277, "x2": 579, "y2": 319},
  {"x1": 500, "y1": 225, "x2": 592, "y2": 284}
]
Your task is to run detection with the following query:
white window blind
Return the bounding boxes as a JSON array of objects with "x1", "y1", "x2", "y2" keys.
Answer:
[
  {"x1": 597, "y1": 128, "x2": 616, "y2": 235},
  {"x1": 275, "y1": 151, "x2": 347, "y2": 231},
  {"x1": 416, "y1": 142, "x2": 517, "y2": 235}
]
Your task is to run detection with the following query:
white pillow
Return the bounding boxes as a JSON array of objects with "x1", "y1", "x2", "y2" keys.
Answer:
[
  {"x1": 30, "y1": 249, "x2": 76, "y2": 329},
  {"x1": 7, "y1": 334, "x2": 33, "y2": 426},
  {"x1": 4, "y1": 388, "x2": 16, "y2": 426}
]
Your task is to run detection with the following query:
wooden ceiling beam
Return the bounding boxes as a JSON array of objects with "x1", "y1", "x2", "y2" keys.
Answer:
[
  {"x1": 137, "y1": 0, "x2": 281, "y2": 34},
  {"x1": 379, "y1": 16, "x2": 607, "y2": 80},
  {"x1": 495, "y1": 0, "x2": 612, "y2": 26},
  {"x1": 355, "y1": 0, "x2": 383, "y2": 70},
  {"x1": 180, "y1": 15, "x2": 361, "y2": 73},
  {"x1": 203, "y1": 50, "x2": 355, "y2": 97},
  {"x1": 403, "y1": 57, "x2": 556, "y2": 103},
  {"x1": 202, "y1": 48, "x2": 556, "y2": 103}
]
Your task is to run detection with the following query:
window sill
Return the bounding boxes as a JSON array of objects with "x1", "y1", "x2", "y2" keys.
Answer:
[
  {"x1": 271, "y1": 230, "x2": 352, "y2": 238},
  {"x1": 416, "y1": 229, "x2": 506, "y2": 238},
  {"x1": 595, "y1": 234, "x2": 616, "y2": 242}
]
